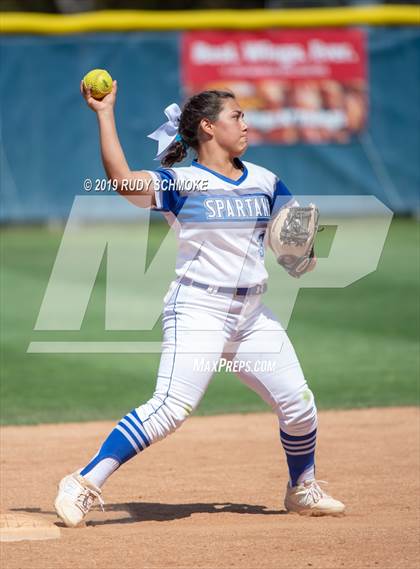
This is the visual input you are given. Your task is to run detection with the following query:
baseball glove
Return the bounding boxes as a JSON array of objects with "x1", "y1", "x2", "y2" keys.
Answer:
[{"x1": 268, "y1": 204, "x2": 319, "y2": 278}]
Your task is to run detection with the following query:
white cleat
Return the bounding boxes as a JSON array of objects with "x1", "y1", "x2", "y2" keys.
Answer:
[
  {"x1": 284, "y1": 479, "x2": 345, "y2": 516},
  {"x1": 54, "y1": 472, "x2": 104, "y2": 527}
]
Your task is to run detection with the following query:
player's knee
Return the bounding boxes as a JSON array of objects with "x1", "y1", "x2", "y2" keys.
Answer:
[
  {"x1": 277, "y1": 386, "x2": 318, "y2": 435},
  {"x1": 160, "y1": 394, "x2": 192, "y2": 434},
  {"x1": 135, "y1": 394, "x2": 192, "y2": 443}
]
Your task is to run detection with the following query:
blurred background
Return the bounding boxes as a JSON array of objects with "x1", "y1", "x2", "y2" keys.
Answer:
[
  {"x1": 1, "y1": 1, "x2": 419, "y2": 11},
  {"x1": 0, "y1": 2, "x2": 419, "y2": 425}
]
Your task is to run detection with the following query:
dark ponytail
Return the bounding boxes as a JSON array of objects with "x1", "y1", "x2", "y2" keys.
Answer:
[
  {"x1": 161, "y1": 90, "x2": 235, "y2": 168},
  {"x1": 161, "y1": 140, "x2": 188, "y2": 168}
]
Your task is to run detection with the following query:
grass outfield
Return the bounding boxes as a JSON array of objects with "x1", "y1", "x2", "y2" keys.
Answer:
[{"x1": 1, "y1": 218, "x2": 419, "y2": 425}]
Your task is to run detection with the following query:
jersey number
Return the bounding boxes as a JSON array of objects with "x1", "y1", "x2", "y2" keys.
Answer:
[{"x1": 258, "y1": 231, "x2": 265, "y2": 258}]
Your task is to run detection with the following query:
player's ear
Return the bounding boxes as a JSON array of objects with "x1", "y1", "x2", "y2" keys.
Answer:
[{"x1": 199, "y1": 118, "x2": 213, "y2": 138}]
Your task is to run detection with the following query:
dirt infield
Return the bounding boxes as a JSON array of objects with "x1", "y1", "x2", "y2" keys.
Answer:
[{"x1": 1, "y1": 407, "x2": 418, "y2": 569}]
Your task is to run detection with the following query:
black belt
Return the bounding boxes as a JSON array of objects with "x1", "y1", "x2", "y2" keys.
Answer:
[{"x1": 179, "y1": 276, "x2": 267, "y2": 296}]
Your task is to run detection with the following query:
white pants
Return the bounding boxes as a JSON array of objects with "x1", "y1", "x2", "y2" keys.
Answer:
[{"x1": 135, "y1": 280, "x2": 317, "y2": 443}]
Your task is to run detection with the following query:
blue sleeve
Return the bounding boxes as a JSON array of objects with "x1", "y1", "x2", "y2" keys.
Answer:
[
  {"x1": 271, "y1": 179, "x2": 293, "y2": 217},
  {"x1": 153, "y1": 168, "x2": 184, "y2": 214}
]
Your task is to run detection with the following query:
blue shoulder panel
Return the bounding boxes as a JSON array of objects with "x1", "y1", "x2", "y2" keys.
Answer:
[
  {"x1": 154, "y1": 169, "x2": 186, "y2": 216},
  {"x1": 271, "y1": 179, "x2": 293, "y2": 216}
]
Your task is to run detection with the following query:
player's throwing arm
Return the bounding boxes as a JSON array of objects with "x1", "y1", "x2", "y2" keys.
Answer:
[{"x1": 80, "y1": 69, "x2": 155, "y2": 209}]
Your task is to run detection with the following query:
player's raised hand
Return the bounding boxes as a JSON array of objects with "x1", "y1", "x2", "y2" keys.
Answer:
[{"x1": 80, "y1": 79, "x2": 117, "y2": 113}]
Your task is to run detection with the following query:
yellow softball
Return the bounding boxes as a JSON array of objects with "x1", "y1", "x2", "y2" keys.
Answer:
[{"x1": 83, "y1": 69, "x2": 113, "y2": 99}]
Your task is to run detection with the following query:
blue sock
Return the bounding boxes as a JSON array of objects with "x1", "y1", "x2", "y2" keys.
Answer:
[
  {"x1": 280, "y1": 428, "x2": 316, "y2": 487},
  {"x1": 81, "y1": 409, "x2": 150, "y2": 478}
]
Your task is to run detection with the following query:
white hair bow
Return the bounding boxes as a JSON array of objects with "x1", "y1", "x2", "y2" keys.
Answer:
[{"x1": 147, "y1": 103, "x2": 182, "y2": 161}]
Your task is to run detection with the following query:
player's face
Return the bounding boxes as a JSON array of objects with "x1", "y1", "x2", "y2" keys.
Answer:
[{"x1": 212, "y1": 98, "x2": 248, "y2": 157}]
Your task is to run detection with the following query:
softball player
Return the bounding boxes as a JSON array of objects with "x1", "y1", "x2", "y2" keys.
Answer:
[{"x1": 54, "y1": 82, "x2": 345, "y2": 527}]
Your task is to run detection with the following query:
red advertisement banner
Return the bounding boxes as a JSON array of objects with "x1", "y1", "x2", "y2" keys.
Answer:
[{"x1": 181, "y1": 30, "x2": 367, "y2": 144}]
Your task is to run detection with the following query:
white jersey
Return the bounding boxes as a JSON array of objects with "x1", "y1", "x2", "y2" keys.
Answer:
[{"x1": 146, "y1": 159, "x2": 293, "y2": 288}]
